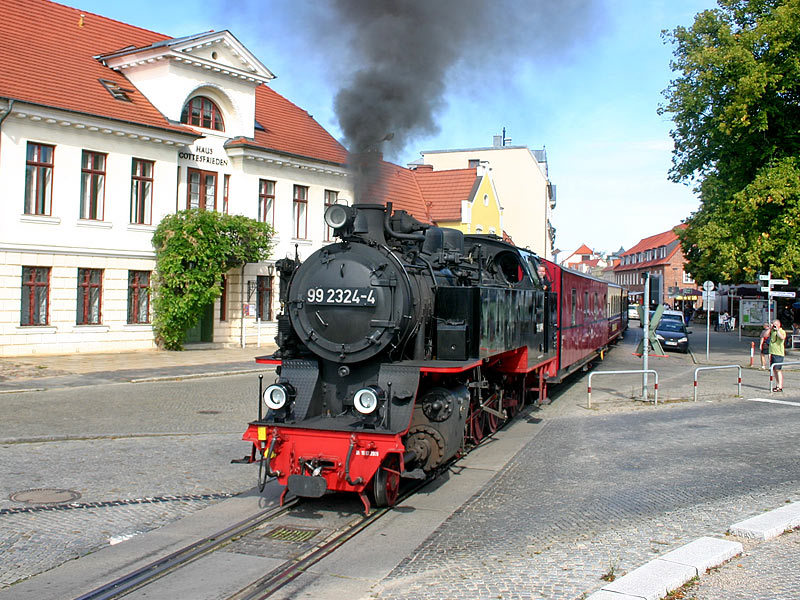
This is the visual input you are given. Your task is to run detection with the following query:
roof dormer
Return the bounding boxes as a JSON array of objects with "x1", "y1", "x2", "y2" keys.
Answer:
[{"x1": 96, "y1": 31, "x2": 275, "y2": 139}]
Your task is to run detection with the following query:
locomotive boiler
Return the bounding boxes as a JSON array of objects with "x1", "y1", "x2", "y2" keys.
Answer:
[{"x1": 242, "y1": 202, "x2": 625, "y2": 511}]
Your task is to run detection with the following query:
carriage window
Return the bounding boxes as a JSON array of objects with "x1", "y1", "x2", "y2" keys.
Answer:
[
  {"x1": 571, "y1": 289, "x2": 576, "y2": 326},
  {"x1": 595, "y1": 292, "x2": 599, "y2": 316},
  {"x1": 584, "y1": 291, "x2": 589, "y2": 318}
]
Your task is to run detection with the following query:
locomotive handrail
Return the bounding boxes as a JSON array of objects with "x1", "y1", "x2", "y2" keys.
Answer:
[
  {"x1": 587, "y1": 369, "x2": 658, "y2": 408},
  {"x1": 259, "y1": 431, "x2": 281, "y2": 492},
  {"x1": 693, "y1": 365, "x2": 741, "y2": 402},
  {"x1": 344, "y1": 433, "x2": 364, "y2": 486}
]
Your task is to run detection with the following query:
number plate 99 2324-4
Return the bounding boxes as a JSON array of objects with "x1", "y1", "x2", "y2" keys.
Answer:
[{"x1": 305, "y1": 287, "x2": 376, "y2": 306}]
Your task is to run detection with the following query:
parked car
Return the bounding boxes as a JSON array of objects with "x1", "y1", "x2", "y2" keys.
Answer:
[
  {"x1": 655, "y1": 320, "x2": 691, "y2": 353},
  {"x1": 641, "y1": 308, "x2": 685, "y2": 328}
]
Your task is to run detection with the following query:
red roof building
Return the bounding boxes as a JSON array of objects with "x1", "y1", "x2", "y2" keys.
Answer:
[
  {"x1": 0, "y1": 0, "x2": 356, "y2": 356},
  {"x1": 614, "y1": 225, "x2": 701, "y2": 308}
]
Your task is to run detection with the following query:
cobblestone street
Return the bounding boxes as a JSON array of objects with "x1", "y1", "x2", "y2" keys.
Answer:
[
  {"x1": 1, "y1": 330, "x2": 799, "y2": 599},
  {"x1": 0, "y1": 375, "x2": 261, "y2": 589}
]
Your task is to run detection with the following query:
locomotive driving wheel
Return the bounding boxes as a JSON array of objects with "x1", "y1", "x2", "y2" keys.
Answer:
[
  {"x1": 372, "y1": 455, "x2": 401, "y2": 507},
  {"x1": 467, "y1": 397, "x2": 486, "y2": 444}
]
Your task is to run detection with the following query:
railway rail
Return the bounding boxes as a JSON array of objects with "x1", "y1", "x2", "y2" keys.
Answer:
[
  {"x1": 71, "y1": 478, "x2": 431, "y2": 600},
  {"x1": 73, "y1": 499, "x2": 298, "y2": 600}
]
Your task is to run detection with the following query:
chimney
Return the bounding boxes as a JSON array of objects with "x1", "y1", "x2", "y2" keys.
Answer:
[{"x1": 414, "y1": 164, "x2": 434, "y2": 172}]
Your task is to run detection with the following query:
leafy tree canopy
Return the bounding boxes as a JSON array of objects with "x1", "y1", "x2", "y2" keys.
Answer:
[
  {"x1": 152, "y1": 210, "x2": 273, "y2": 350},
  {"x1": 661, "y1": 0, "x2": 800, "y2": 282}
]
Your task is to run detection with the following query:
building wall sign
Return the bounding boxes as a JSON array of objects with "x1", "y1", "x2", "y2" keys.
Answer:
[{"x1": 178, "y1": 144, "x2": 230, "y2": 167}]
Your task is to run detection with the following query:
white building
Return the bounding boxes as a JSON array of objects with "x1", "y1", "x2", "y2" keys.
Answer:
[
  {"x1": 418, "y1": 137, "x2": 556, "y2": 258},
  {"x1": 0, "y1": 0, "x2": 352, "y2": 356}
]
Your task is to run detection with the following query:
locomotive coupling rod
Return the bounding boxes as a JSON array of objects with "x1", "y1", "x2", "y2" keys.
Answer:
[
  {"x1": 479, "y1": 403, "x2": 506, "y2": 419},
  {"x1": 479, "y1": 392, "x2": 506, "y2": 419}
]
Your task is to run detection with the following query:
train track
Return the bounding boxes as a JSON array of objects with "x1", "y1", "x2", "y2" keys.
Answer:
[
  {"x1": 71, "y1": 478, "x2": 430, "y2": 600},
  {"x1": 227, "y1": 478, "x2": 429, "y2": 600},
  {"x1": 73, "y1": 499, "x2": 298, "y2": 600}
]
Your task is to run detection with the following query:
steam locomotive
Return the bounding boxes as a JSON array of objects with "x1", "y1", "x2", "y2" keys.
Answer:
[{"x1": 241, "y1": 202, "x2": 627, "y2": 512}]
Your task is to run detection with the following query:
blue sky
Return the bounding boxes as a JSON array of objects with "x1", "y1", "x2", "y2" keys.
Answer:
[{"x1": 70, "y1": 0, "x2": 718, "y2": 257}]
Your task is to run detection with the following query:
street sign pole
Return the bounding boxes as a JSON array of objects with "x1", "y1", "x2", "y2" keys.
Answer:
[
  {"x1": 642, "y1": 273, "x2": 649, "y2": 402},
  {"x1": 703, "y1": 280, "x2": 715, "y2": 360},
  {"x1": 763, "y1": 271, "x2": 772, "y2": 324}
]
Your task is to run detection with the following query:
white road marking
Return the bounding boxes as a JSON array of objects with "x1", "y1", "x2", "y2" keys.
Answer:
[{"x1": 748, "y1": 398, "x2": 800, "y2": 407}]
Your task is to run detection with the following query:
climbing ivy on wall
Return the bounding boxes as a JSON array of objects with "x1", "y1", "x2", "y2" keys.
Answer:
[{"x1": 152, "y1": 209, "x2": 274, "y2": 350}]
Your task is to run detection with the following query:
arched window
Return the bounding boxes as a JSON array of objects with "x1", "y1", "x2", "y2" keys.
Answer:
[{"x1": 181, "y1": 96, "x2": 224, "y2": 131}]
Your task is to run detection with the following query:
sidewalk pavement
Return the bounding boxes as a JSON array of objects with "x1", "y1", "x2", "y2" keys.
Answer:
[
  {"x1": 0, "y1": 343, "x2": 279, "y2": 392},
  {"x1": 0, "y1": 320, "x2": 792, "y2": 394}
]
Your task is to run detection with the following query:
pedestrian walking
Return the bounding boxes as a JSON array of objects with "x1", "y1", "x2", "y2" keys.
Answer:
[
  {"x1": 769, "y1": 319, "x2": 787, "y2": 391},
  {"x1": 759, "y1": 323, "x2": 770, "y2": 370}
]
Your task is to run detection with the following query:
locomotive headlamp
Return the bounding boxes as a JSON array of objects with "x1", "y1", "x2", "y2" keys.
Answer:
[
  {"x1": 353, "y1": 386, "x2": 383, "y2": 415},
  {"x1": 324, "y1": 204, "x2": 354, "y2": 230},
  {"x1": 263, "y1": 383, "x2": 294, "y2": 411}
]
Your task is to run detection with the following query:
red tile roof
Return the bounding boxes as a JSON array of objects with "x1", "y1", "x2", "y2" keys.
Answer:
[
  {"x1": 360, "y1": 161, "x2": 431, "y2": 223},
  {"x1": 226, "y1": 85, "x2": 348, "y2": 165},
  {"x1": 614, "y1": 225, "x2": 686, "y2": 271},
  {"x1": 573, "y1": 243, "x2": 593, "y2": 256},
  {"x1": 412, "y1": 167, "x2": 478, "y2": 222},
  {"x1": 2, "y1": 0, "x2": 348, "y2": 165},
  {"x1": 0, "y1": 0, "x2": 186, "y2": 133}
]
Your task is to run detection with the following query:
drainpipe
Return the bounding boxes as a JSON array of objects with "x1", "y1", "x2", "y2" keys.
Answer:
[
  {"x1": 240, "y1": 264, "x2": 246, "y2": 348},
  {"x1": 0, "y1": 99, "x2": 16, "y2": 157}
]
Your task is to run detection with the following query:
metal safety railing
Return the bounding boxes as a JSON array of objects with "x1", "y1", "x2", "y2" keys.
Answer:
[
  {"x1": 769, "y1": 360, "x2": 800, "y2": 393},
  {"x1": 693, "y1": 365, "x2": 741, "y2": 402},
  {"x1": 587, "y1": 369, "x2": 658, "y2": 408}
]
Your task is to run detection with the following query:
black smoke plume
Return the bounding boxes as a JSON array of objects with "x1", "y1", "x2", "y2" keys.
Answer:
[
  {"x1": 238, "y1": 0, "x2": 601, "y2": 203},
  {"x1": 320, "y1": 0, "x2": 600, "y2": 202}
]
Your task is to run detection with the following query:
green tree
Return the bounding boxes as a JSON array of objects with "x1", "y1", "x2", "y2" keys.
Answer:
[
  {"x1": 661, "y1": 0, "x2": 800, "y2": 282},
  {"x1": 152, "y1": 210, "x2": 273, "y2": 350}
]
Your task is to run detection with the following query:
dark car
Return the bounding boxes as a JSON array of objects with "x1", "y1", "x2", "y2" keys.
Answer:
[{"x1": 655, "y1": 320, "x2": 691, "y2": 353}]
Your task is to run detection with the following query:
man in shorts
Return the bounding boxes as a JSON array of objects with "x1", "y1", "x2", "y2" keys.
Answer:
[{"x1": 769, "y1": 319, "x2": 787, "y2": 391}]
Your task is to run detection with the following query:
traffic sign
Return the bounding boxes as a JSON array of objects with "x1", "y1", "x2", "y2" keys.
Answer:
[
  {"x1": 760, "y1": 286, "x2": 771, "y2": 292},
  {"x1": 770, "y1": 278, "x2": 789, "y2": 285},
  {"x1": 759, "y1": 274, "x2": 770, "y2": 281},
  {"x1": 771, "y1": 291, "x2": 796, "y2": 298},
  {"x1": 703, "y1": 280, "x2": 715, "y2": 291}
]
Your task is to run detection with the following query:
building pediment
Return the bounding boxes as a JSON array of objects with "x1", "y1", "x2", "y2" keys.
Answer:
[{"x1": 96, "y1": 30, "x2": 275, "y2": 85}]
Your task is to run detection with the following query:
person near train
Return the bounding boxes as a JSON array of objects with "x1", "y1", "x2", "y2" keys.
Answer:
[
  {"x1": 759, "y1": 322, "x2": 771, "y2": 370},
  {"x1": 769, "y1": 319, "x2": 787, "y2": 391}
]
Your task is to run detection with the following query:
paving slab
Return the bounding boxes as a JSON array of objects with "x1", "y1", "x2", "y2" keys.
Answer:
[
  {"x1": 0, "y1": 486, "x2": 280, "y2": 600},
  {"x1": 658, "y1": 536, "x2": 742, "y2": 574},
  {"x1": 124, "y1": 551, "x2": 284, "y2": 600},
  {"x1": 729, "y1": 501, "x2": 800, "y2": 539},
  {"x1": 586, "y1": 591, "x2": 645, "y2": 600},
  {"x1": 601, "y1": 559, "x2": 697, "y2": 600}
]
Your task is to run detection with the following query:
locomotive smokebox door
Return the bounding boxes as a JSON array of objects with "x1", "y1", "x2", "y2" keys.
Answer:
[{"x1": 436, "y1": 324, "x2": 469, "y2": 360}]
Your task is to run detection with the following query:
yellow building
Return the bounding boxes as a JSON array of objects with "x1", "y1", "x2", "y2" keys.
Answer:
[{"x1": 412, "y1": 162, "x2": 503, "y2": 236}]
